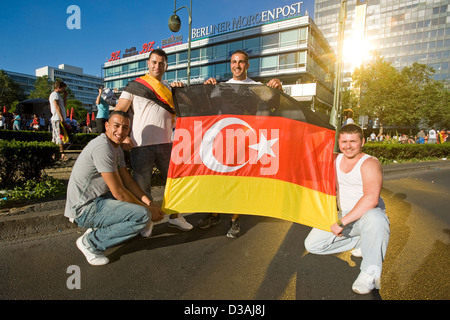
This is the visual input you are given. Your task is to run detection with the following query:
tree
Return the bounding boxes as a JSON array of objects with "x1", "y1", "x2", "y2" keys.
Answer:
[
  {"x1": 0, "y1": 69, "x2": 24, "y2": 108},
  {"x1": 352, "y1": 53, "x2": 402, "y2": 135},
  {"x1": 28, "y1": 75, "x2": 53, "y2": 99}
]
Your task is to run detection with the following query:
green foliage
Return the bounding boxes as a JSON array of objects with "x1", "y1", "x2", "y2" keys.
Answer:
[
  {"x1": 363, "y1": 143, "x2": 450, "y2": 164},
  {"x1": 0, "y1": 140, "x2": 59, "y2": 188},
  {"x1": 0, "y1": 176, "x2": 65, "y2": 204}
]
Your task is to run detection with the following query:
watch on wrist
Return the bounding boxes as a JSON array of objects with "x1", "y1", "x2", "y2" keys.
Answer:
[{"x1": 337, "y1": 219, "x2": 345, "y2": 228}]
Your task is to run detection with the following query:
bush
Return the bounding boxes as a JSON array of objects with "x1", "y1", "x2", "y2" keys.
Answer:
[
  {"x1": 0, "y1": 129, "x2": 52, "y2": 142},
  {"x1": 363, "y1": 143, "x2": 450, "y2": 163},
  {"x1": 0, "y1": 140, "x2": 59, "y2": 188}
]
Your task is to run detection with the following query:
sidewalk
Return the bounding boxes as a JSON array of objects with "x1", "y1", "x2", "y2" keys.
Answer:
[{"x1": 1, "y1": 158, "x2": 449, "y2": 241}]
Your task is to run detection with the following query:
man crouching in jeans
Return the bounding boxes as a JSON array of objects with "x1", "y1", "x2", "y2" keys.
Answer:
[{"x1": 64, "y1": 111, "x2": 164, "y2": 265}]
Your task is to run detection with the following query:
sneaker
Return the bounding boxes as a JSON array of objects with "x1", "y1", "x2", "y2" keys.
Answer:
[
  {"x1": 169, "y1": 215, "x2": 193, "y2": 231},
  {"x1": 140, "y1": 221, "x2": 154, "y2": 238},
  {"x1": 226, "y1": 219, "x2": 240, "y2": 238},
  {"x1": 197, "y1": 213, "x2": 221, "y2": 229},
  {"x1": 351, "y1": 247, "x2": 362, "y2": 258},
  {"x1": 352, "y1": 271, "x2": 380, "y2": 294},
  {"x1": 76, "y1": 229, "x2": 109, "y2": 266}
]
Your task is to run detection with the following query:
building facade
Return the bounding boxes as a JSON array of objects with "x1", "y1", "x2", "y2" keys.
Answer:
[
  {"x1": 36, "y1": 64, "x2": 103, "y2": 109},
  {"x1": 3, "y1": 70, "x2": 37, "y2": 97},
  {"x1": 103, "y1": 13, "x2": 336, "y2": 117},
  {"x1": 314, "y1": 0, "x2": 450, "y2": 87}
]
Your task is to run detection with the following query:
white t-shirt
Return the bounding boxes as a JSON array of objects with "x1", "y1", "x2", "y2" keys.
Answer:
[
  {"x1": 49, "y1": 91, "x2": 66, "y2": 121},
  {"x1": 226, "y1": 78, "x2": 261, "y2": 84},
  {"x1": 119, "y1": 83, "x2": 173, "y2": 147}
]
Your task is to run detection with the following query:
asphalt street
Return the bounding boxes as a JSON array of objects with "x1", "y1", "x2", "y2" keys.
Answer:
[{"x1": 0, "y1": 163, "x2": 449, "y2": 302}]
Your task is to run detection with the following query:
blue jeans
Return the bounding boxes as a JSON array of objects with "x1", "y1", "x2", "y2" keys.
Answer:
[
  {"x1": 74, "y1": 194, "x2": 149, "y2": 251},
  {"x1": 304, "y1": 207, "x2": 390, "y2": 278},
  {"x1": 130, "y1": 143, "x2": 172, "y2": 201}
]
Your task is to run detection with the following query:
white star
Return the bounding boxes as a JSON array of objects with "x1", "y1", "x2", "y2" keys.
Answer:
[{"x1": 249, "y1": 133, "x2": 279, "y2": 161}]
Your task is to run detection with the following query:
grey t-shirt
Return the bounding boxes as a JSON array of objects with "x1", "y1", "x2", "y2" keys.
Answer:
[{"x1": 64, "y1": 134, "x2": 127, "y2": 219}]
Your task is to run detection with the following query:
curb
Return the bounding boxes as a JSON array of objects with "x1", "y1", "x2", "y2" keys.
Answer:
[{"x1": 1, "y1": 160, "x2": 449, "y2": 242}]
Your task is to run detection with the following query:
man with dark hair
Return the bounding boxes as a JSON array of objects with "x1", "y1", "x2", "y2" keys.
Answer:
[
  {"x1": 65, "y1": 111, "x2": 165, "y2": 266},
  {"x1": 200, "y1": 49, "x2": 282, "y2": 238},
  {"x1": 49, "y1": 81, "x2": 68, "y2": 160},
  {"x1": 304, "y1": 123, "x2": 390, "y2": 294},
  {"x1": 115, "y1": 49, "x2": 193, "y2": 236}
]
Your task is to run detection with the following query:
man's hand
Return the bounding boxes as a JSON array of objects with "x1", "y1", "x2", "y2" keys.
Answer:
[
  {"x1": 148, "y1": 204, "x2": 165, "y2": 222},
  {"x1": 330, "y1": 223, "x2": 344, "y2": 237},
  {"x1": 120, "y1": 136, "x2": 135, "y2": 151},
  {"x1": 204, "y1": 77, "x2": 218, "y2": 85},
  {"x1": 267, "y1": 78, "x2": 283, "y2": 91},
  {"x1": 170, "y1": 81, "x2": 185, "y2": 88}
]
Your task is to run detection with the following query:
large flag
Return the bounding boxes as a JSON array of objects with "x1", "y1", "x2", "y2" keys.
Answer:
[{"x1": 162, "y1": 84, "x2": 337, "y2": 231}]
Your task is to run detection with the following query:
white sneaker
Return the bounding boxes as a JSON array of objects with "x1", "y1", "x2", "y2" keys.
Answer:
[
  {"x1": 351, "y1": 247, "x2": 362, "y2": 258},
  {"x1": 140, "y1": 221, "x2": 154, "y2": 238},
  {"x1": 352, "y1": 271, "x2": 380, "y2": 294},
  {"x1": 169, "y1": 216, "x2": 193, "y2": 231},
  {"x1": 76, "y1": 229, "x2": 109, "y2": 266}
]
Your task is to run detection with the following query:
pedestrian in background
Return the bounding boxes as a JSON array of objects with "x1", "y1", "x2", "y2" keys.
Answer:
[{"x1": 49, "y1": 81, "x2": 68, "y2": 161}]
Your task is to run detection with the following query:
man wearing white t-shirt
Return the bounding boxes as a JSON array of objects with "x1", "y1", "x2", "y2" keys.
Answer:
[
  {"x1": 199, "y1": 50, "x2": 282, "y2": 238},
  {"x1": 49, "y1": 81, "x2": 68, "y2": 161},
  {"x1": 115, "y1": 49, "x2": 192, "y2": 235}
]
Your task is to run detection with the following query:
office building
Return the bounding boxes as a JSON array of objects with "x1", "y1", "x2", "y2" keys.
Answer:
[
  {"x1": 103, "y1": 4, "x2": 337, "y2": 117},
  {"x1": 36, "y1": 64, "x2": 103, "y2": 109},
  {"x1": 314, "y1": 0, "x2": 450, "y2": 87}
]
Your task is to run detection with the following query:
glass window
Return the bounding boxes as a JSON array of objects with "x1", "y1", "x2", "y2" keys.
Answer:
[
  {"x1": 300, "y1": 27, "x2": 307, "y2": 44},
  {"x1": 261, "y1": 55, "x2": 278, "y2": 72},
  {"x1": 168, "y1": 54, "x2": 176, "y2": 66},
  {"x1": 279, "y1": 52, "x2": 297, "y2": 69},
  {"x1": 245, "y1": 37, "x2": 260, "y2": 54},
  {"x1": 248, "y1": 58, "x2": 260, "y2": 74},
  {"x1": 229, "y1": 40, "x2": 243, "y2": 54},
  {"x1": 177, "y1": 68, "x2": 187, "y2": 81},
  {"x1": 201, "y1": 47, "x2": 213, "y2": 60},
  {"x1": 177, "y1": 51, "x2": 188, "y2": 64},
  {"x1": 299, "y1": 51, "x2": 307, "y2": 66},
  {"x1": 191, "y1": 49, "x2": 200, "y2": 62},
  {"x1": 164, "y1": 71, "x2": 175, "y2": 82},
  {"x1": 280, "y1": 29, "x2": 298, "y2": 47},
  {"x1": 215, "y1": 63, "x2": 229, "y2": 79},
  {"x1": 213, "y1": 44, "x2": 227, "y2": 60},
  {"x1": 262, "y1": 33, "x2": 279, "y2": 50},
  {"x1": 190, "y1": 67, "x2": 200, "y2": 78}
]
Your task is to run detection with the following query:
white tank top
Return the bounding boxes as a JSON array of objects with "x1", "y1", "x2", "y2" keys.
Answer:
[{"x1": 336, "y1": 153, "x2": 384, "y2": 214}]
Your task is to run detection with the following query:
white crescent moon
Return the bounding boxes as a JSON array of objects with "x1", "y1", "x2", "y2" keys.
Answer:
[{"x1": 200, "y1": 117, "x2": 255, "y2": 173}]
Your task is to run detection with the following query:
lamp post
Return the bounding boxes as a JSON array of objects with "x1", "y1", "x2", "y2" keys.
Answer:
[
  {"x1": 168, "y1": 0, "x2": 192, "y2": 86},
  {"x1": 329, "y1": 0, "x2": 347, "y2": 152}
]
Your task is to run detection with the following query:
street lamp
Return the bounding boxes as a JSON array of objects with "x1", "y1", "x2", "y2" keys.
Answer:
[
  {"x1": 168, "y1": 0, "x2": 192, "y2": 86},
  {"x1": 329, "y1": 0, "x2": 347, "y2": 152}
]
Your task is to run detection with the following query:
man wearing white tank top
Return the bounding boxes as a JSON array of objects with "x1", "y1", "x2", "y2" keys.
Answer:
[{"x1": 304, "y1": 124, "x2": 390, "y2": 294}]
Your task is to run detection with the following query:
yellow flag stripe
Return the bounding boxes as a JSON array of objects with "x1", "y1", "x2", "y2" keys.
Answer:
[{"x1": 163, "y1": 175, "x2": 337, "y2": 231}]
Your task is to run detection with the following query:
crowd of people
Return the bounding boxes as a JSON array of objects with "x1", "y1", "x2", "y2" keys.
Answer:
[
  {"x1": 0, "y1": 110, "x2": 50, "y2": 131},
  {"x1": 366, "y1": 128, "x2": 449, "y2": 144}
]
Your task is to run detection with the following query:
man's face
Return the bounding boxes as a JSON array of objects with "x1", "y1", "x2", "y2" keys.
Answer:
[
  {"x1": 148, "y1": 53, "x2": 167, "y2": 81},
  {"x1": 230, "y1": 53, "x2": 249, "y2": 81},
  {"x1": 338, "y1": 132, "x2": 364, "y2": 159},
  {"x1": 105, "y1": 114, "x2": 130, "y2": 147}
]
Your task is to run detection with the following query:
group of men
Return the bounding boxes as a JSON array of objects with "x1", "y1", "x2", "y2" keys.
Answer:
[{"x1": 63, "y1": 49, "x2": 390, "y2": 295}]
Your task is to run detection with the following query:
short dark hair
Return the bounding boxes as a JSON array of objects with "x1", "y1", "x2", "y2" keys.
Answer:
[
  {"x1": 340, "y1": 123, "x2": 364, "y2": 140},
  {"x1": 149, "y1": 48, "x2": 168, "y2": 63},
  {"x1": 108, "y1": 110, "x2": 130, "y2": 121},
  {"x1": 230, "y1": 50, "x2": 249, "y2": 63},
  {"x1": 54, "y1": 81, "x2": 67, "y2": 90}
]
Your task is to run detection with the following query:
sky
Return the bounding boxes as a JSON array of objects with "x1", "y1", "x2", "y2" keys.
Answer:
[{"x1": 0, "y1": 0, "x2": 315, "y2": 78}]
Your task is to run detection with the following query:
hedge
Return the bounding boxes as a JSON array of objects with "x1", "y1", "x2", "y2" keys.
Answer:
[
  {"x1": 0, "y1": 140, "x2": 59, "y2": 189},
  {"x1": 363, "y1": 143, "x2": 450, "y2": 163},
  {"x1": 0, "y1": 129, "x2": 98, "y2": 146}
]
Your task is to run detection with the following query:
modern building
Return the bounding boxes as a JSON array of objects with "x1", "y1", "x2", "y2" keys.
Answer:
[
  {"x1": 314, "y1": 0, "x2": 450, "y2": 87},
  {"x1": 36, "y1": 64, "x2": 103, "y2": 109},
  {"x1": 3, "y1": 70, "x2": 37, "y2": 97},
  {"x1": 103, "y1": 6, "x2": 337, "y2": 118}
]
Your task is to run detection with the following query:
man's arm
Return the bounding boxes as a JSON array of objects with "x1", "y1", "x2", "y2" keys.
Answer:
[
  {"x1": 53, "y1": 100, "x2": 65, "y2": 124},
  {"x1": 95, "y1": 88, "x2": 102, "y2": 105},
  {"x1": 267, "y1": 78, "x2": 282, "y2": 90},
  {"x1": 331, "y1": 157, "x2": 383, "y2": 236},
  {"x1": 101, "y1": 169, "x2": 165, "y2": 222}
]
